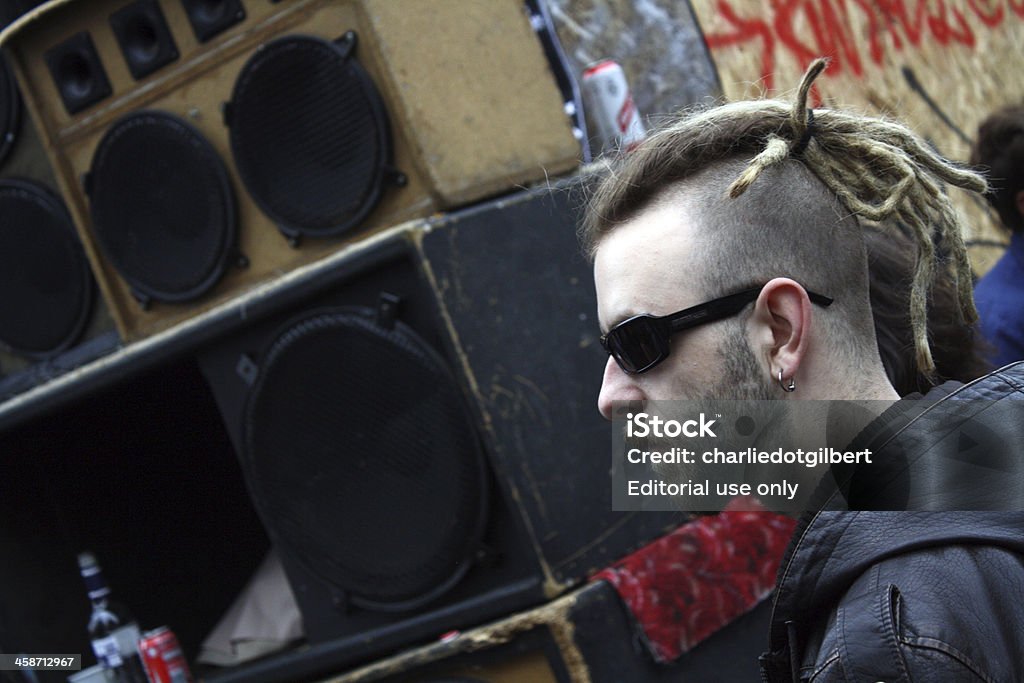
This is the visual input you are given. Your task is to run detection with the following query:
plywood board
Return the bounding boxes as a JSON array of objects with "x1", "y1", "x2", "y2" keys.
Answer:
[{"x1": 688, "y1": 0, "x2": 1024, "y2": 275}]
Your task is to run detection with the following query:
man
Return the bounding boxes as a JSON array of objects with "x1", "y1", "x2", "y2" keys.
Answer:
[
  {"x1": 584, "y1": 59, "x2": 1024, "y2": 681},
  {"x1": 971, "y1": 105, "x2": 1024, "y2": 366}
]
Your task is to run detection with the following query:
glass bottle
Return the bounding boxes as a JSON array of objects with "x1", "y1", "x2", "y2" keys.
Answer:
[{"x1": 78, "y1": 552, "x2": 148, "y2": 683}]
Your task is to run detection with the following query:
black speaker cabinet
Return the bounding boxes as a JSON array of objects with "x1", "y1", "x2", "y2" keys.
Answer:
[
  {"x1": 1, "y1": 0, "x2": 581, "y2": 343},
  {"x1": 197, "y1": 180, "x2": 684, "y2": 674},
  {"x1": 0, "y1": 52, "x2": 118, "y2": 401}
]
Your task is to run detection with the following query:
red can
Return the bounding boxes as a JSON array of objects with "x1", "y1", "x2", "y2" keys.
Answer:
[
  {"x1": 138, "y1": 627, "x2": 193, "y2": 683},
  {"x1": 581, "y1": 59, "x2": 646, "y2": 153}
]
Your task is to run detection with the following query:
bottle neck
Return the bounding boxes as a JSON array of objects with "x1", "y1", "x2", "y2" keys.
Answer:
[{"x1": 81, "y1": 562, "x2": 113, "y2": 602}]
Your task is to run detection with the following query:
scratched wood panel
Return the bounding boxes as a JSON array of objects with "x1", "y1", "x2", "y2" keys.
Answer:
[{"x1": 688, "y1": 0, "x2": 1024, "y2": 276}]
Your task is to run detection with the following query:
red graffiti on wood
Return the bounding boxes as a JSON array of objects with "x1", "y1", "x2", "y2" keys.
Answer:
[{"x1": 704, "y1": 0, "x2": 1021, "y2": 92}]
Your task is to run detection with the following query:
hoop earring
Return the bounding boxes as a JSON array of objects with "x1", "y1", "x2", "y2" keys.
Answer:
[{"x1": 778, "y1": 369, "x2": 796, "y2": 393}]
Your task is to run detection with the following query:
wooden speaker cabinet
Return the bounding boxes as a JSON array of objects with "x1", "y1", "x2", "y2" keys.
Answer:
[
  {"x1": 210, "y1": 581, "x2": 774, "y2": 683},
  {"x1": 0, "y1": 0, "x2": 580, "y2": 342}
]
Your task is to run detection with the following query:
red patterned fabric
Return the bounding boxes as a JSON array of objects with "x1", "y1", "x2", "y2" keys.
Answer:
[{"x1": 594, "y1": 497, "x2": 796, "y2": 663}]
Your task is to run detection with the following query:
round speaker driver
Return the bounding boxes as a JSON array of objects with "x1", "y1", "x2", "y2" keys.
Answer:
[
  {"x1": 228, "y1": 34, "x2": 393, "y2": 238},
  {"x1": 0, "y1": 179, "x2": 94, "y2": 357},
  {"x1": 87, "y1": 110, "x2": 237, "y2": 303},
  {"x1": 242, "y1": 308, "x2": 489, "y2": 611}
]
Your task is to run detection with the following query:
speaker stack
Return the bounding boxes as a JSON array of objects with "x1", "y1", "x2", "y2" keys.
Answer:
[
  {"x1": 0, "y1": 0, "x2": 581, "y2": 347},
  {"x1": 0, "y1": 1, "x2": 681, "y2": 679},
  {"x1": 0, "y1": 3, "x2": 118, "y2": 400}
]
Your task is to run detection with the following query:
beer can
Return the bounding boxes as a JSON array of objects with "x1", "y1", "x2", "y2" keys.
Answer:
[
  {"x1": 138, "y1": 628, "x2": 192, "y2": 683},
  {"x1": 581, "y1": 59, "x2": 646, "y2": 153}
]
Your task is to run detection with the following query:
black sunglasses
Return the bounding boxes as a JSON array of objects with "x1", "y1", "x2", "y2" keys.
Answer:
[{"x1": 600, "y1": 285, "x2": 834, "y2": 375}]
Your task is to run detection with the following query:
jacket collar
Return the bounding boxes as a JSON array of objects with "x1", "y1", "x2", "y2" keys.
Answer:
[{"x1": 765, "y1": 362, "x2": 1024, "y2": 670}]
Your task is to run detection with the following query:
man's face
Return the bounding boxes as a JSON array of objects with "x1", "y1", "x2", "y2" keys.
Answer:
[{"x1": 593, "y1": 198, "x2": 772, "y2": 420}]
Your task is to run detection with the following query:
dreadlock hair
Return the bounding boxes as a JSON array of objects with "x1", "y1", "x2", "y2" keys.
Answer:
[
  {"x1": 865, "y1": 222, "x2": 992, "y2": 395},
  {"x1": 582, "y1": 58, "x2": 987, "y2": 377}
]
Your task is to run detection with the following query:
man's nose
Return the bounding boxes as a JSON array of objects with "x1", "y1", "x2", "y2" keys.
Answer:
[{"x1": 598, "y1": 356, "x2": 645, "y2": 421}]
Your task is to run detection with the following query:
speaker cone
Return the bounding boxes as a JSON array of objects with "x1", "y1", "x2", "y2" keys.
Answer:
[
  {"x1": 44, "y1": 31, "x2": 112, "y2": 115},
  {"x1": 109, "y1": 0, "x2": 179, "y2": 80},
  {"x1": 227, "y1": 33, "x2": 397, "y2": 240},
  {"x1": 0, "y1": 179, "x2": 94, "y2": 357},
  {"x1": 242, "y1": 308, "x2": 489, "y2": 611},
  {"x1": 86, "y1": 110, "x2": 238, "y2": 305},
  {"x1": 180, "y1": 0, "x2": 245, "y2": 43},
  {"x1": 0, "y1": 55, "x2": 20, "y2": 167}
]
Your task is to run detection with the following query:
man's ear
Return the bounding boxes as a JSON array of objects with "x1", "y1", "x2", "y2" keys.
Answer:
[{"x1": 749, "y1": 278, "x2": 812, "y2": 384}]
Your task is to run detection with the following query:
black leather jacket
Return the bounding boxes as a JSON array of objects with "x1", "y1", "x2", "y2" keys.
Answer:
[{"x1": 760, "y1": 362, "x2": 1024, "y2": 682}]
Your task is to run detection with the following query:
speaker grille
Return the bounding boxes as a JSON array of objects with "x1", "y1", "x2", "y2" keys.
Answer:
[
  {"x1": 228, "y1": 34, "x2": 394, "y2": 239},
  {"x1": 87, "y1": 111, "x2": 237, "y2": 303},
  {"x1": 0, "y1": 55, "x2": 19, "y2": 166},
  {"x1": 243, "y1": 309, "x2": 488, "y2": 610},
  {"x1": 0, "y1": 180, "x2": 94, "y2": 357}
]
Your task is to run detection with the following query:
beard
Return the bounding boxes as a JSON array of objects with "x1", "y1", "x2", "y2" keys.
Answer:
[
  {"x1": 648, "y1": 327, "x2": 778, "y2": 505},
  {"x1": 710, "y1": 327, "x2": 776, "y2": 401}
]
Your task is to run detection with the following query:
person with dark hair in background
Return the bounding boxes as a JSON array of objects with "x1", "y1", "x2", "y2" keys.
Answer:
[
  {"x1": 583, "y1": 58, "x2": 1024, "y2": 681},
  {"x1": 971, "y1": 105, "x2": 1024, "y2": 367},
  {"x1": 865, "y1": 224, "x2": 991, "y2": 395}
]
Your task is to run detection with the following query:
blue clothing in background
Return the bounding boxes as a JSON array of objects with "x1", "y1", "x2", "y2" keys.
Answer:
[{"x1": 975, "y1": 232, "x2": 1024, "y2": 367}]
